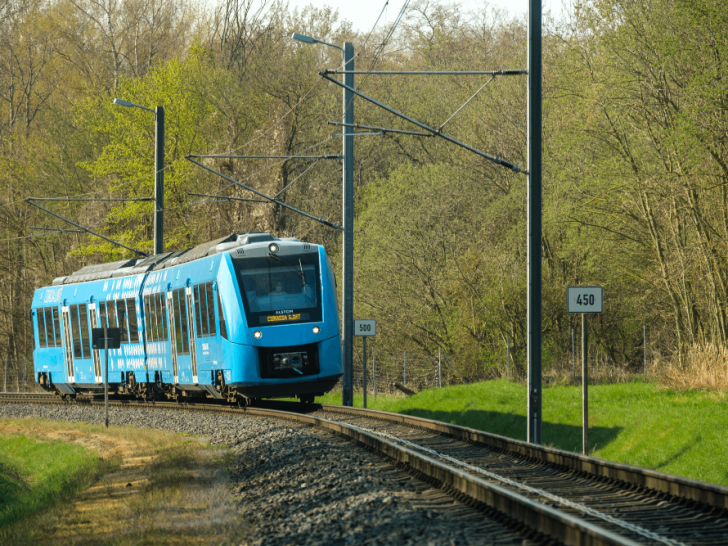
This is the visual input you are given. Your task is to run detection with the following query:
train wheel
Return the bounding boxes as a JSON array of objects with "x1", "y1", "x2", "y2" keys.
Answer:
[{"x1": 300, "y1": 394, "x2": 315, "y2": 405}]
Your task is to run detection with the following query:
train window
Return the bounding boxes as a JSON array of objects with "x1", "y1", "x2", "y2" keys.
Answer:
[
  {"x1": 179, "y1": 290, "x2": 190, "y2": 354},
  {"x1": 217, "y1": 291, "x2": 227, "y2": 340},
  {"x1": 36, "y1": 309, "x2": 47, "y2": 348},
  {"x1": 143, "y1": 296, "x2": 153, "y2": 342},
  {"x1": 194, "y1": 284, "x2": 204, "y2": 337},
  {"x1": 155, "y1": 294, "x2": 166, "y2": 341},
  {"x1": 44, "y1": 307, "x2": 55, "y2": 347},
  {"x1": 157, "y1": 293, "x2": 169, "y2": 341},
  {"x1": 79, "y1": 303, "x2": 90, "y2": 358},
  {"x1": 99, "y1": 301, "x2": 107, "y2": 328},
  {"x1": 117, "y1": 300, "x2": 128, "y2": 343},
  {"x1": 205, "y1": 282, "x2": 216, "y2": 336},
  {"x1": 126, "y1": 299, "x2": 139, "y2": 343},
  {"x1": 149, "y1": 296, "x2": 159, "y2": 342},
  {"x1": 172, "y1": 289, "x2": 187, "y2": 355},
  {"x1": 52, "y1": 307, "x2": 61, "y2": 347},
  {"x1": 108, "y1": 301, "x2": 118, "y2": 329},
  {"x1": 153, "y1": 296, "x2": 162, "y2": 341},
  {"x1": 70, "y1": 305, "x2": 82, "y2": 359}
]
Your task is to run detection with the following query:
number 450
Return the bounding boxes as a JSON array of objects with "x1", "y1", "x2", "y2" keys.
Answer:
[{"x1": 577, "y1": 294, "x2": 595, "y2": 305}]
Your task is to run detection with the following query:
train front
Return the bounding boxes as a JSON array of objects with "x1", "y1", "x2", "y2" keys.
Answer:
[{"x1": 220, "y1": 237, "x2": 342, "y2": 401}]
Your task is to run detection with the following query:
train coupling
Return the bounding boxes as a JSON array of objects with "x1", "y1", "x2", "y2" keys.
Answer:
[{"x1": 273, "y1": 352, "x2": 308, "y2": 374}]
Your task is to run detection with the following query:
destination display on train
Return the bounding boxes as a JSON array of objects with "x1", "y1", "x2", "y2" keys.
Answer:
[{"x1": 261, "y1": 312, "x2": 311, "y2": 324}]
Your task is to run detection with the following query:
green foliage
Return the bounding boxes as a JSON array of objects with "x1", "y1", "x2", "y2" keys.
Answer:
[
  {"x1": 75, "y1": 51, "x2": 224, "y2": 258},
  {"x1": 0, "y1": 435, "x2": 101, "y2": 530}
]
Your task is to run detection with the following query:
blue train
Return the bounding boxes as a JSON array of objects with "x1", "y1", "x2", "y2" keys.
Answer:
[{"x1": 30, "y1": 233, "x2": 342, "y2": 404}]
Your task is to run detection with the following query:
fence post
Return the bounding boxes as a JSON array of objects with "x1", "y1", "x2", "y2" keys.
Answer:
[
  {"x1": 643, "y1": 325, "x2": 647, "y2": 381},
  {"x1": 438, "y1": 347, "x2": 442, "y2": 388},
  {"x1": 404, "y1": 351, "x2": 407, "y2": 387},
  {"x1": 571, "y1": 328, "x2": 575, "y2": 379},
  {"x1": 372, "y1": 346, "x2": 376, "y2": 400},
  {"x1": 23, "y1": 357, "x2": 26, "y2": 393},
  {"x1": 506, "y1": 339, "x2": 510, "y2": 381},
  {"x1": 4, "y1": 358, "x2": 6, "y2": 393}
]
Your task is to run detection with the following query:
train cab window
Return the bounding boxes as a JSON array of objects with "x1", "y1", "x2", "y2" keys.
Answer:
[
  {"x1": 44, "y1": 307, "x2": 55, "y2": 347},
  {"x1": 52, "y1": 307, "x2": 61, "y2": 347},
  {"x1": 233, "y1": 252, "x2": 322, "y2": 326},
  {"x1": 79, "y1": 304, "x2": 91, "y2": 357},
  {"x1": 126, "y1": 299, "x2": 139, "y2": 343},
  {"x1": 216, "y1": 291, "x2": 227, "y2": 340},
  {"x1": 36, "y1": 309, "x2": 47, "y2": 348}
]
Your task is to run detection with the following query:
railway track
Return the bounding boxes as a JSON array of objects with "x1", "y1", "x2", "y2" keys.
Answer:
[{"x1": 2, "y1": 392, "x2": 727, "y2": 545}]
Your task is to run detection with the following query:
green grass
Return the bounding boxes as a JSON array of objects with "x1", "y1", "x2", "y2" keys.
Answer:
[
  {"x1": 0, "y1": 435, "x2": 103, "y2": 528},
  {"x1": 312, "y1": 380, "x2": 728, "y2": 486}
]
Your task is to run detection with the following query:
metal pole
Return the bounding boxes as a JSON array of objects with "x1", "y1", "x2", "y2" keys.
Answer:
[
  {"x1": 4, "y1": 358, "x2": 6, "y2": 392},
  {"x1": 507, "y1": 339, "x2": 510, "y2": 381},
  {"x1": 372, "y1": 345, "x2": 376, "y2": 400},
  {"x1": 404, "y1": 351, "x2": 407, "y2": 386},
  {"x1": 527, "y1": 0, "x2": 543, "y2": 445},
  {"x1": 438, "y1": 347, "x2": 442, "y2": 388},
  {"x1": 582, "y1": 313, "x2": 588, "y2": 455},
  {"x1": 341, "y1": 43, "x2": 355, "y2": 407},
  {"x1": 154, "y1": 106, "x2": 165, "y2": 255},
  {"x1": 23, "y1": 357, "x2": 26, "y2": 393},
  {"x1": 643, "y1": 325, "x2": 647, "y2": 381},
  {"x1": 362, "y1": 337, "x2": 367, "y2": 409},
  {"x1": 572, "y1": 327, "x2": 575, "y2": 379},
  {"x1": 104, "y1": 321, "x2": 109, "y2": 428}
]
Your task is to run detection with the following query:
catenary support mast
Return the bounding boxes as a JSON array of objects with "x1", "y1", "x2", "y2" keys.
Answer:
[{"x1": 527, "y1": 0, "x2": 543, "y2": 444}]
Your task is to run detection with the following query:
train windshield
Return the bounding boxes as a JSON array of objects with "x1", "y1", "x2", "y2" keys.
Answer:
[{"x1": 233, "y1": 253, "x2": 322, "y2": 326}]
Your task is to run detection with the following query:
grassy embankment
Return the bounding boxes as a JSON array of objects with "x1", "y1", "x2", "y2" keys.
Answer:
[
  {"x1": 314, "y1": 380, "x2": 728, "y2": 486},
  {"x1": 0, "y1": 417, "x2": 247, "y2": 545}
]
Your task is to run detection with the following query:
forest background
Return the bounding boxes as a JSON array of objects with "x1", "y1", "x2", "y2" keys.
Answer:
[{"x1": 1, "y1": 0, "x2": 727, "y2": 389}]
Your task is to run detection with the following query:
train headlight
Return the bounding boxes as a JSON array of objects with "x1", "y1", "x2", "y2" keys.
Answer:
[
  {"x1": 313, "y1": 326, "x2": 320, "y2": 334},
  {"x1": 254, "y1": 331, "x2": 262, "y2": 339},
  {"x1": 268, "y1": 243, "x2": 279, "y2": 253}
]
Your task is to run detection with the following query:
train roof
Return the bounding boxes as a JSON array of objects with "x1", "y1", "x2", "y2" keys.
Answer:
[{"x1": 50, "y1": 232, "x2": 306, "y2": 286}]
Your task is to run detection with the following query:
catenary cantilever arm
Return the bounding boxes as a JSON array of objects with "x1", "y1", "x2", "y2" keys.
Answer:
[
  {"x1": 320, "y1": 73, "x2": 525, "y2": 174},
  {"x1": 26, "y1": 199, "x2": 149, "y2": 256},
  {"x1": 185, "y1": 157, "x2": 343, "y2": 231}
]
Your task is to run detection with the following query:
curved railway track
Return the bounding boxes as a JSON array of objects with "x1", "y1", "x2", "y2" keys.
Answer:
[{"x1": 2, "y1": 392, "x2": 727, "y2": 546}]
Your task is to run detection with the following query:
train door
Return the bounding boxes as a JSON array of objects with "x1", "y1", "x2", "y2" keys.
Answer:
[
  {"x1": 89, "y1": 303, "x2": 102, "y2": 383},
  {"x1": 166, "y1": 292, "x2": 179, "y2": 384},
  {"x1": 61, "y1": 306, "x2": 75, "y2": 383},
  {"x1": 185, "y1": 286, "x2": 198, "y2": 384},
  {"x1": 167, "y1": 288, "x2": 196, "y2": 385}
]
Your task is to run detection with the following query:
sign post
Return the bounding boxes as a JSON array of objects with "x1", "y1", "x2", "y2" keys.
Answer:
[
  {"x1": 92, "y1": 326, "x2": 121, "y2": 428},
  {"x1": 567, "y1": 286, "x2": 603, "y2": 455},
  {"x1": 354, "y1": 320, "x2": 376, "y2": 408}
]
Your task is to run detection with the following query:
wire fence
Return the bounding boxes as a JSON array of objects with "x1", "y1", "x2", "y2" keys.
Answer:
[
  {"x1": 2, "y1": 358, "x2": 44, "y2": 393},
  {"x1": 331, "y1": 346, "x2": 474, "y2": 397}
]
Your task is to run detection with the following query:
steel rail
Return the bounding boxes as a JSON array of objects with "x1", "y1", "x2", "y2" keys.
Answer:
[
  {"x1": 304, "y1": 403, "x2": 728, "y2": 512},
  {"x1": 0, "y1": 393, "x2": 649, "y2": 545}
]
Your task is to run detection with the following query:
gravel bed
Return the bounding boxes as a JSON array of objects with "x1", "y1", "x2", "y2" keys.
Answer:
[{"x1": 0, "y1": 403, "x2": 535, "y2": 546}]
